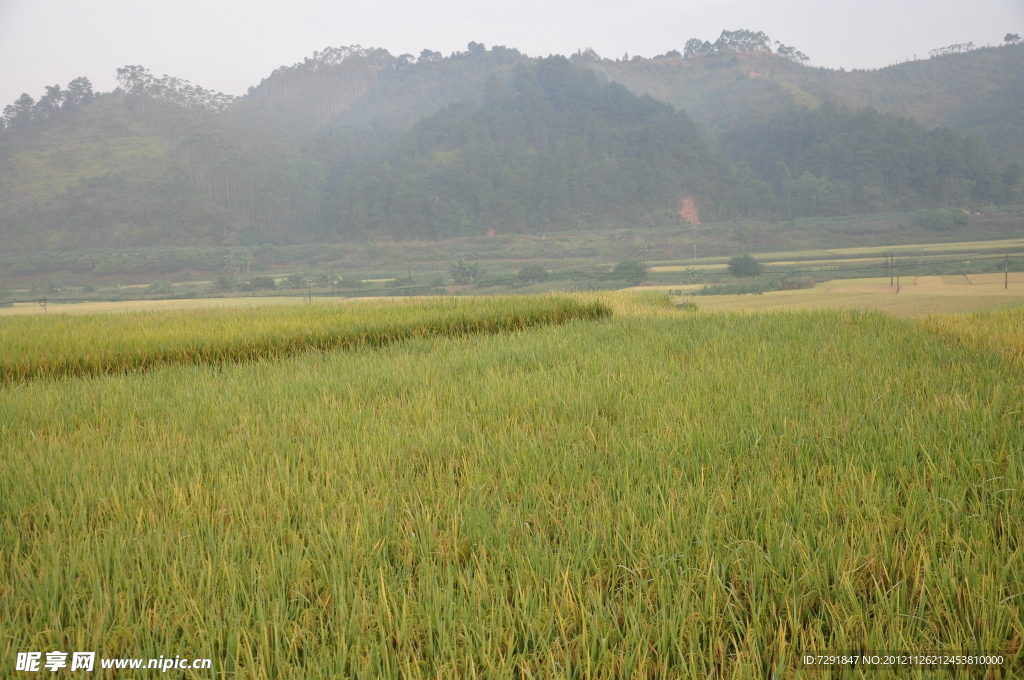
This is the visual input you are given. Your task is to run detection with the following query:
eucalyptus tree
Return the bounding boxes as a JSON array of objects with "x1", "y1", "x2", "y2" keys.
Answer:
[
  {"x1": 34, "y1": 85, "x2": 64, "y2": 119},
  {"x1": 63, "y1": 77, "x2": 94, "y2": 108}
]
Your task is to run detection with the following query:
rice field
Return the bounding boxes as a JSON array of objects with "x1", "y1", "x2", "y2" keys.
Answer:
[{"x1": 1, "y1": 294, "x2": 1022, "y2": 678}]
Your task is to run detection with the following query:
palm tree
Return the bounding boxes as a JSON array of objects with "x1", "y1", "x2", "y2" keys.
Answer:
[
  {"x1": 280, "y1": 272, "x2": 306, "y2": 289},
  {"x1": 222, "y1": 250, "x2": 243, "y2": 276},
  {"x1": 448, "y1": 257, "x2": 479, "y2": 284}
]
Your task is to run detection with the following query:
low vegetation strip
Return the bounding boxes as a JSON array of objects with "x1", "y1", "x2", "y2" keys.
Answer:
[
  {"x1": 920, "y1": 307, "x2": 1024, "y2": 369},
  {"x1": 0, "y1": 296, "x2": 610, "y2": 382}
]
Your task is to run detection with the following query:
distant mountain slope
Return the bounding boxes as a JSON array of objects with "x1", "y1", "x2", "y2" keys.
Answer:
[
  {"x1": 325, "y1": 56, "x2": 1015, "y2": 238},
  {"x1": 580, "y1": 42, "x2": 1024, "y2": 163},
  {"x1": 0, "y1": 39, "x2": 1020, "y2": 253}
]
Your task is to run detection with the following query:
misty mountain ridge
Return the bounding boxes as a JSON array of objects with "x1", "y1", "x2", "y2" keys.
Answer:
[{"x1": 1, "y1": 32, "x2": 1022, "y2": 252}]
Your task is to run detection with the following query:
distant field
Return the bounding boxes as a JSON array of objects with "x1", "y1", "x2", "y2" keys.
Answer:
[
  {"x1": 1, "y1": 294, "x2": 1022, "y2": 677},
  {"x1": 0, "y1": 294, "x2": 335, "y2": 315},
  {"x1": 10, "y1": 269, "x2": 1024, "y2": 319},
  {"x1": 672, "y1": 272, "x2": 1024, "y2": 316},
  {"x1": 744, "y1": 236, "x2": 1024, "y2": 261},
  {"x1": 650, "y1": 237, "x2": 1024, "y2": 272},
  {"x1": 3, "y1": 212, "x2": 1022, "y2": 291}
]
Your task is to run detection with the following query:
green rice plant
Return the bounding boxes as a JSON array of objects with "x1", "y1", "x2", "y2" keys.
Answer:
[
  {"x1": 1, "y1": 306, "x2": 1022, "y2": 678},
  {"x1": 0, "y1": 296, "x2": 610, "y2": 383}
]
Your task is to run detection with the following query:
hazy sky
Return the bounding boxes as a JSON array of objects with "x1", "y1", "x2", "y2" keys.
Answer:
[{"x1": 1, "y1": 0, "x2": 1021, "y2": 106}]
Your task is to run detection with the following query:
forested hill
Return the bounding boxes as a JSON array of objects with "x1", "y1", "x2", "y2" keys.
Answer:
[
  {"x1": 719, "y1": 103, "x2": 1015, "y2": 217},
  {"x1": 325, "y1": 58, "x2": 744, "y2": 239},
  {"x1": 232, "y1": 43, "x2": 529, "y2": 141},
  {"x1": 0, "y1": 37, "x2": 1022, "y2": 252},
  {"x1": 0, "y1": 45, "x2": 533, "y2": 251},
  {"x1": 580, "y1": 34, "x2": 1024, "y2": 164}
]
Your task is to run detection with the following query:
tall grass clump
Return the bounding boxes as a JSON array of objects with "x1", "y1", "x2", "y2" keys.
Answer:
[
  {"x1": 0, "y1": 296, "x2": 610, "y2": 382},
  {"x1": 1, "y1": 308, "x2": 1022, "y2": 677}
]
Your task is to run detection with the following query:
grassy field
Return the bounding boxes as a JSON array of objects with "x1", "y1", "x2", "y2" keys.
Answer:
[{"x1": 2, "y1": 295, "x2": 1022, "y2": 678}]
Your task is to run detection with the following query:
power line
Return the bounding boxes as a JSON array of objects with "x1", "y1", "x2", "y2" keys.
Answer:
[{"x1": 762, "y1": 253, "x2": 1021, "y2": 275}]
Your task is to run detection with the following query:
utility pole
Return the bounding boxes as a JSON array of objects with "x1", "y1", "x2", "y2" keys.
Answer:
[
  {"x1": 896, "y1": 259, "x2": 900, "y2": 294},
  {"x1": 1006, "y1": 254, "x2": 1009, "y2": 289}
]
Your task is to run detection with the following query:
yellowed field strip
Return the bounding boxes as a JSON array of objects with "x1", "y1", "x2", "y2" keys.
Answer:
[
  {"x1": 650, "y1": 256, "x2": 883, "y2": 272},
  {"x1": 651, "y1": 264, "x2": 728, "y2": 272},
  {"x1": 684, "y1": 272, "x2": 1024, "y2": 317},
  {"x1": 758, "y1": 256, "x2": 883, "y2": 267}
]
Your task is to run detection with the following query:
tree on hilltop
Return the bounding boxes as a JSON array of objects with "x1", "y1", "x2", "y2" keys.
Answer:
[
  {"x1": 64, "y1": 77, "x2": 94, "y2": 108},
  {"x1": 2, "y1": 93, "x2": 36, "y2": 132},
  {"x1": 684, "y1": 29, "x2": 774, "y2": 59}
]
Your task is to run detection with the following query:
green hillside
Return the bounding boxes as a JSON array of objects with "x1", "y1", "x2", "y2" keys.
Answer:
[
  {"x1": 717, "y1": 102, "x2": 1018, "y2": 216},
  {"x1": 0, "y1": 46, "x2": 535, "y2": 251},
  {"x1": 0, "y1": 97, "x2": 232, "y2": 251}
]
